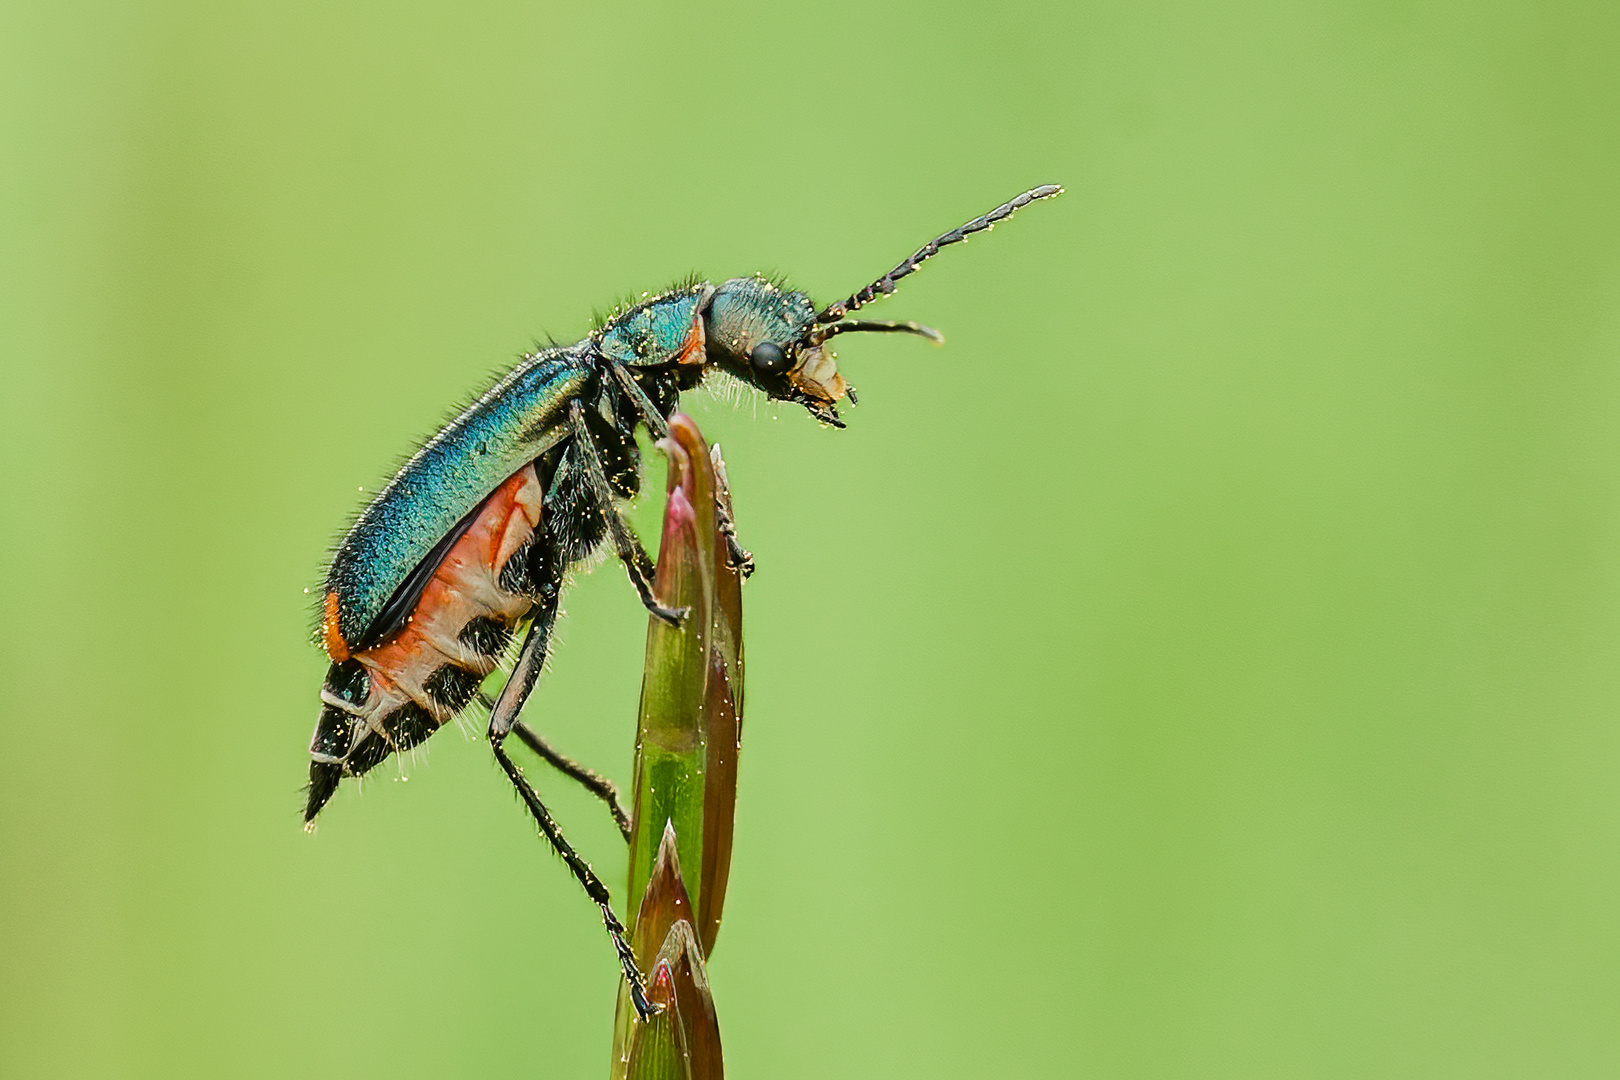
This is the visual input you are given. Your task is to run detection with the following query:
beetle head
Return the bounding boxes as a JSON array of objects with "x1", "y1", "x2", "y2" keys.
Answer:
[
  {"x1": 701, "y1": 185, "x2": 1061, "y2": 427},
  {"x1": 702, "y1": 276, "x2": 942, "y2": 428},
  {"x1": 702, "y1": 277, "x2": 857, "y2": 426}
]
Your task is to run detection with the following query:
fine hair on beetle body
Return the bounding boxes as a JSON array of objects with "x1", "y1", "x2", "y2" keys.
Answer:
[{"x1": 303, "y1": 184, "x2": 1061, "y2": 1019}]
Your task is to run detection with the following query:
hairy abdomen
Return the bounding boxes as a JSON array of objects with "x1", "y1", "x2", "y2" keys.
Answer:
[{"x1": 305, "y1": 463, "x2": 551, "y2": 823}]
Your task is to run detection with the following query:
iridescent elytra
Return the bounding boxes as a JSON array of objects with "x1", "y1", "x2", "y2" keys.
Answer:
[{"x1": 306, "y1": 185, "x2": 1062, "y2": 1017}]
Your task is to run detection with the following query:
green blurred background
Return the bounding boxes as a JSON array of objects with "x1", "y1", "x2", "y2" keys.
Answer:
[{"x1": 4, "y1": 1, "x2": 1618, "y2": 1076}]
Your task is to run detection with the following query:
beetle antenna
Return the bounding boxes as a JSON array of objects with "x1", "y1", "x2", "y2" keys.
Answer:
[
  {"x1": 816, "y1": 184, "x2": 1062, "y2": 324},
  {"x1": 811, "y1": 319, "x2": 945, "y2": 346}
]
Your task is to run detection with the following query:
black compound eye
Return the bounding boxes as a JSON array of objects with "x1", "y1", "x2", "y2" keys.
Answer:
[{"x1": 748, "y1": 341, "x2": 789, "y2": 375}]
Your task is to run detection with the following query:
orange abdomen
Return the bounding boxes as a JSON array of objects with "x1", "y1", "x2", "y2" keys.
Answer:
[{"x1": 305, "y1": 463, "x2": 550, "y2": 822}]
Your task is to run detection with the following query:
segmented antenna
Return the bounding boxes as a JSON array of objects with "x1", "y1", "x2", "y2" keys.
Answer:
[
  {"x1": 813, "y1": 319, "x2": 945, "y2": 345},
  {"x1": 816, "y1": 184, "x2": 1063, "y2": 323}
]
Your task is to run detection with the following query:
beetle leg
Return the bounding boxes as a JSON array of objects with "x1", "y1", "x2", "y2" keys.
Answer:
[
  {"x1": 607, "y1": 359, "x2": 670, "y2": 439},
  {"x1": 485, "y1": 600, "x2": 657, "y2": 1019},
  {"x1": 721, "y1": 527, "x2": 754, "y2": 579},
  {"x1": 480, "y1": 694, "x2": 630, "y2": 841},
  {"x1": 492, "y1": 736, "x2": 657, "y2": 1020},
  {"x1": 709, "y1": 443, "x2": 756, "y2": 579},
  {"x1": 568, "y1": 400, "x2": 688, "y2": 625},
  {"x1": 513, "y1": 720, "x2": 631, "y2": 841}
]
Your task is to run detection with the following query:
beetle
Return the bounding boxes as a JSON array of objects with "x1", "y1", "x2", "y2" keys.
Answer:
[{"x1": 305, "y1": 185, "x2": 1061, "y2": 1016}]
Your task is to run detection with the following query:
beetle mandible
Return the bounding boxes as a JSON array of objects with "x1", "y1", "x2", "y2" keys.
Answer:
[{"x1": 305, "y1": 185, "x2": 1062, "y2": 1016}]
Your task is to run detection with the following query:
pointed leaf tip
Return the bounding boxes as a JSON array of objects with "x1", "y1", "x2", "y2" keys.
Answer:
[
  {"x1": 624, "y1": 922, "x2": 723, "y2": 1079},
  {"x1": 626, "y1": 957, "x2": 690, "y2": 1080},
  {"x1": 656, "y1": 921, "x2": 722, "y2": 1080},
  {"x1": 632, "y1": 821, "x2": 696, "y2": 970}
]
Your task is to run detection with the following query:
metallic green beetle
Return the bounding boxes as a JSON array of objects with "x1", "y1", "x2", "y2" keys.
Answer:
[{"x1": 306, "y1": 185, "x2": 1061, "y2": 1017}]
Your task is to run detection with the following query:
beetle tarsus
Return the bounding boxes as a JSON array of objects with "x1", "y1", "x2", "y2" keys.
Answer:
[
  {"x1": 710, "y1": 445, "x2": 756, "y2": 579},
  {"x1": 652, "y1": 603, "x2": 689, "y2": 627},
  {"x1": 722, "y1": 530, "x2": 755, "y2": 579},
  {"x1": 601, "y1": 901, "x2": 661, "y2": 1021}
]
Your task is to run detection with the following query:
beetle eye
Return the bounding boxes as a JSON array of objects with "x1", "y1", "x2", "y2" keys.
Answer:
[{"x1": 749, "y1": 341, "x2": 789, "y2": 375}]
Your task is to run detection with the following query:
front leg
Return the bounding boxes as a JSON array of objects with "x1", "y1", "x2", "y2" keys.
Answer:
[
  {"x1": 606, "y1": 359, "x2": 670, "y2": 440},
  {"x1": 709, "y1": 441, "x2": 755, "y2": 579},
  {"x1": 568, "y1": 399, "x2": 687, "y2": 626}
]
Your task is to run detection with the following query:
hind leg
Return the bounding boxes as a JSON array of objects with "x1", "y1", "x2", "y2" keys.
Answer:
[
  {"x1": 511, "y1": 720, "x2": 631, "y2": 841},
  {"x1": 480, "y1": 688, "x2": 630, "y2": 841},
  {"x1": 487, "y1": 596, "x2": 656, "y2": 1020}
]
